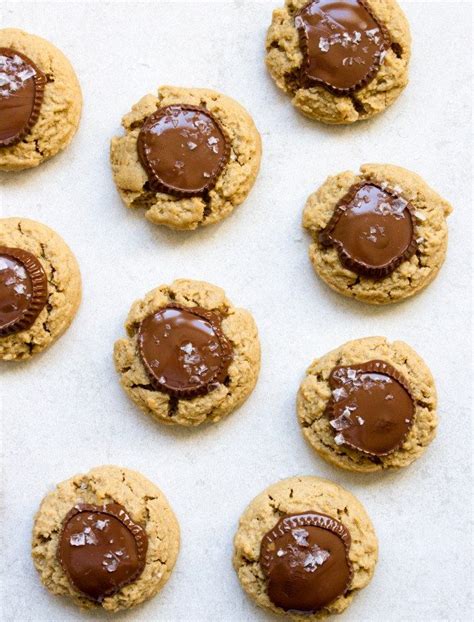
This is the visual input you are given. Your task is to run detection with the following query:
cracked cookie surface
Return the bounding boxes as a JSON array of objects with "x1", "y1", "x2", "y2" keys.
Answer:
[
  {"x1": 233, "y1": 476, "x2": 378, "y2": 620},
  {"x1": 297, "y1": 337, "x2": 438, "y2": 472},
  {"x1": 265, "y1": 0, "x2": 411, "y2": 124},
  {"x1": 114, "y1": 279, "x2": 261, "y2": 426},
  {"x1": 303, "y1": 164, "x2": 452, "y2": 304},
  {"x1": 32, "y1": 465, "x2": 180, "y2": 612},
  {"x1": 0, "y1": 28, "x2": 82, "y2": 171},
  {"x1": 0, "y1": 217, "x2": 81, "y2": 360},
  {"x1": 110, "y1": 86, "x2": 262, "y2": 230}
]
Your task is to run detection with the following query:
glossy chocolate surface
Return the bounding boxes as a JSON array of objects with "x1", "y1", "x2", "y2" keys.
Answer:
[
  {"x1": 0, "y1": 48, "x2": 46, "y2": 146},
  {"x1": 295, "y1": 0, "x2": 390, "y2": 93},
  {"x1": 319, "y1": 183, "x2": 417, "y2": 277},
  {"x1": 58, "y1": 503, "x2": 148, "y2": 602},
  {"x1": 138, "y1": 304, "x2": 233, "y2": 397},
  {"x1": 137, "y1": 104, "x2": 230, "y2": 196},
  {"x1": 260, "y1": 512, "x2": 352, "y2": 612},
  {"x1": 327, "y1": 360, "x2": 415, "y2": 456},
  {"x1": 0, "y1": 246, "x2": 48, "y2": 336}
]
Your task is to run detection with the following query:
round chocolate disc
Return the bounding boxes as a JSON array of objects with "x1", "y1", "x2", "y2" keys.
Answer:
[
  {"x1": 319, "y1": 183, "x2": 417, "y2": 277},
  {"x1": 137, "y1": 304, "x2": 233, "y2": 398},
  {"x1": 260, "y1": 512, "x2": 353, "y2": 612},
  {"x1": 57, "y1": 503, "x2": 148, "y2": 603},
  {"x1": 0, "y1": 48, "x2": 46, "y2": 147},
  {"x1": 295, "y1": 0, "x2": 390, "y2": 94},
  {"x1": 327, "y1": 360, "x2": 415, "y2": 456},
  {"x1": 0, "y1": 246, "x2": 48, "y2": 336},
  {"x1": 137, "y1": 104, "x2": 230, "y2": 197}
]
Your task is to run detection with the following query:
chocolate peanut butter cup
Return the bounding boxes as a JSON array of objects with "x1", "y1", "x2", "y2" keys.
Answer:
[
  {"x1": 0, "y1": 48, "x2": 46, "y2": 147},
  {"x1": 137, "y1": 304, "x2": 233, "y2": 398},
  {"x1": 295, "y1": 0, "x2": 390, "y2": 94},
  {"x1": 0, "y1": 246, "x2": 48, "y2": 336},
  {"x1": 260, "y1": 512, "x2": 353, "y2": 612},
  {"x1": 327, "y1": 360, "x2": 415, "y2": 456},
  {"x1": 137, "y1": 104, "x2": 230, "y2": 197},
  {"x1": 319, "y1": 182, "x2": 418, "y2": 278},
  {"x1": 58, "y1": 503, "x2": 148, "y2": 603}
]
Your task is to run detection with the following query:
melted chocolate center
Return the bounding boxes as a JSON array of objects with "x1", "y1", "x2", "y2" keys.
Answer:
[
  {"x1": 0, "y1": 48, "x2": 46, "y2": 147},
  {"x1": 0, "y1": 246, "x2": 48, "y2": 336},
  {"x1": 58, "y1": 503, "x2": 148, "y2": 603},
  {"x1": 137, "y1": 104, "x2": 230, "y2": 196},
  {"x1": 319, "y1": 183, "x2": 417, "y2": 277},
  {"x1": 295, "y1": 0, "x2": 390, "y2": 93},
  {"x1": 260, "y1": 512, "x2": 352, "y2": 612},
  {"x1": 137, "y1": 304, "x2": 233, "y2": 397},
  {"x1": 328, "y1": 360, "x2": 415, "y2": 456}
]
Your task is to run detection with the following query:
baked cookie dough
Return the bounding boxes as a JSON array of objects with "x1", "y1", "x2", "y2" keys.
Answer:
[
  {"x1": 0, "y1": 28, "x2": 82, "y2": 171},
  {"x1": 303, "y1": 164, "x2": 452, "y2": 304},
  {"x1": 233, "y1": 476, "x2": 378, "y2": 619},
  {"x1": 266, "y1": 0, "x2": 411, "y2": 124},
  {"x1": 114, "y1": 279, "x2": 261, "y2": 426},
  {"x1": 32, "y1": 465, "x2": 180, "y2": 612},
  {"x1": 297, "y1": 337, "x2": 438, "y2": 472},
  {"x1": 110, "y1": 86, "x2": 262, "y2": 230},
  {"x1": 0, "y1": 217, "x2": 81, "y2": 361}
]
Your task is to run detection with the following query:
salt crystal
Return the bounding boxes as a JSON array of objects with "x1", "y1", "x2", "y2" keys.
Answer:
[
  {"x1": 342, "y1": 32, "x2": 352, "y2": 47},
  {"x1": 303, "y1": 547, "x2": 330, "y2": 572},
  {"x1": 103, "y1": 555, "x2": 119, "y2": 573},
  {"x1": 357, "y1": 416, "x2": 365, "y2": 426},
  {"x1": 332, "y1": 388, "x2": 347, "y2": 402},
  {"x1": 334, "y1": 433, "x2": 345, "y2": 446},
  {"x1": 277, "y1": 549, "x2": 286, "y2": 557},
  {"x1": 70, "y1": 533, "x2": 86, "y2": 546},
  {"x1": 187, "y1": 141, "x2": 197, "y2": 150},
  {"x1": 319, "y1": 37, "x2": 330, "y2": 53},
  {"x1": 181, "y1": 342, "x2": 194, "y2": 355},
  {"x1": 385, "y1": 394, "x2": 394, "y2": 401},
  {"x1": 415, "y1": 211, "x2": 427, "y2": 221},
  {"x1": 291, "y1": 528, "x2": 309, "y2": 547},
  {"x1": 330, "y1": 412, "x2": 352, "y2": 432},
  {"x1": 95, "y1": 519, "x2": 109, "y2": 531}
]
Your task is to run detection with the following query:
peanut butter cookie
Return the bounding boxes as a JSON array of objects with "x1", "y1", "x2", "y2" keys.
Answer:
[
  {"x1": 297, "y1": 337, "x2": 438, "y2": 472},
  {"x1": 32, "y1": 465, "x2": 180, "y2": 612},
  {"x1": 0, "y1": 217, "x2": 81, "y2": 360},
  {"x1": 303, "y1": 164, "x2": 452, "y2": 304},
  {"x1": 114, "y1": 279, "x2": 261, "y2": 426},
  {"x1": 233, "y1": 476, "x2": 378, "y2": 619},
  {"x1": 110, "y1": 86, "x2": 262, "y2": 230},
  {"x1": 266, "y1": 0, "x2": 411, "y2": 124},
  {"x1": 0, "y1": 28, "x2": 82, "y2": 170}
]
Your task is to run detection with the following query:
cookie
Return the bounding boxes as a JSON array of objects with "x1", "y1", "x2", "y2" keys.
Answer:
[
  {"x1": 32, "y1": 465, "x2": 180, "y2": 612},
  {"x1": 302, "y1": 164, "x2": 452, "y2": 304},
  {"x1": 233, "y1": 476, "x2": 378, "y2": 620},
  {"x1": 297, "y1": 337, "x2": 438, "y2": 472},
  {"x1": 0, "y1": 217, "x2": 81, "y2": 360},
  {"x1": 114, "y1": 279, "x2": 261, "y2": 427},
  {"x1": 266, "y1": 0, "x2": 411, "y2": 124},
  {"x1": 110, "y1": 86, "x2": 262, "y2": 230},
  {"x1": 0, "y1": 28, "x2": 82, "y2": 171}
]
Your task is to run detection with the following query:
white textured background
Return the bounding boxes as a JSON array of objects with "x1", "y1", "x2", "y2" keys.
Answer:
[{"x1": 1, "y1": 1, "x2": 473, "y2": 621}]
